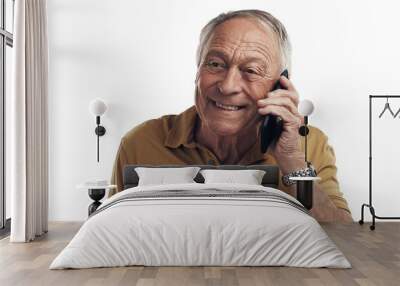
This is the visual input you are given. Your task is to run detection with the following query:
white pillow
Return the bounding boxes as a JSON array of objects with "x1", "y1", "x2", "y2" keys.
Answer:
[
  {"x1": 135, "y1": 167, "x2": 201, "y2": 186},
  {"x1": 200, "y1": 169, "x2": 266, "y2": 185}
]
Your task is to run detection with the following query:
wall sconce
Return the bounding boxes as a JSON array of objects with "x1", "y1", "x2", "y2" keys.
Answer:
[
  {"x1": 89, "y1": 98, "x2": 107, "y2": 162},
  {"x1": 295, "y1": 99, "x2": 320, "y2": 210},
  {"x1": 298, "y1": 99, "x2": 315, "y2": 166}
]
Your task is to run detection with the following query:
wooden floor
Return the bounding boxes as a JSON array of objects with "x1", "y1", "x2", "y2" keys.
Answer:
[{"x1": 0, "y1": 222, "x2": 399, "y2": 286}]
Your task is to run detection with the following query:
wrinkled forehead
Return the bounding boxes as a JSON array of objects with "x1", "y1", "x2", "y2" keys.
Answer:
[{"x1": 204, "y1": 17, "x2": 280, "y2": 62}]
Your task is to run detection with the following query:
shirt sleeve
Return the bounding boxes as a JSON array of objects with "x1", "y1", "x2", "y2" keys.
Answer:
[
  {"x1": 109, "y1": 138, "x2": 129, "y2": 198},
  {"x1": 314, "y1": 133, "x2": 351, "y2": 213}
]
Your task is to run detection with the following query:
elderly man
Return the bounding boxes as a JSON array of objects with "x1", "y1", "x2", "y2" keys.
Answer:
[{"x1": 110, "y1": 10, "x2": 352, "y2": 222}]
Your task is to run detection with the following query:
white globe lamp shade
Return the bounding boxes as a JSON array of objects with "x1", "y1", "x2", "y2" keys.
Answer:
[
  {"x1": 298, "y1": 99, "x2": 314, "y2": 116},
  {"x1": 89, "y1": 99, "x2": 107, "y2": 116}
]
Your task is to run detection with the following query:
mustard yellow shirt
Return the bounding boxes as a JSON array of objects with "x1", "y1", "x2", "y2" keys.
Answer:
[{"x1": 110, "y1": 105, "x2": 350, "y2": 213}]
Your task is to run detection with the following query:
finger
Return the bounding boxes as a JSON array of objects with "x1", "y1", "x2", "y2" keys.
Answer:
[
  {"x1": 267, "y1": 89, "x2": 300, "y2": 107},
  {"x1": 259, "y1": 90, "x2": 300, "y2": 109},
  {"x1": 257, "y1": 96, "x2": 300, "y2": 117},
  {"x1": 258, "y1": 105, "x2": 301, "y2": 129},
  {"x1": 266, "y1": 93, "x2": 304, "y2": 124},
  {"x1": 279, "y1": 76, "x2": 297, "y2": 93}
]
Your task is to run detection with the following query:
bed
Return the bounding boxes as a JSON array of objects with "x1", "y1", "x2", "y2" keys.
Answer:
[{"x1": 49, "y1": 165, "x2": 350, "y2": 269}]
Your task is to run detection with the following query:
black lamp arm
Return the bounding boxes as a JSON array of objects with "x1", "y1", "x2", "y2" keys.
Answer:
[{"x1": 94, "y1": 116, "x2": 106, "y2": 162}]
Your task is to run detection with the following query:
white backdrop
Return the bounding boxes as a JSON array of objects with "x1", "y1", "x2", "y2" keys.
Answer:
[{"x1": 47, "y1": 0, "x2": 400, "y2": 221}]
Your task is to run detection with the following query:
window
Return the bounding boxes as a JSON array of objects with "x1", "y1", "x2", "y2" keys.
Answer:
[{"x1": 0, "y1": 0, "x2": 14, "y2": 236}]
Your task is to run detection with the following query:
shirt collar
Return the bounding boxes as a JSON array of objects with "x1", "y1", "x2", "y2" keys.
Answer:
[
  {"x1": 164, "y1": 105, "x2": 198, "y2": 148},
  {"x1": 164, "y1": 105, "x2": 271, "y2": 164}
]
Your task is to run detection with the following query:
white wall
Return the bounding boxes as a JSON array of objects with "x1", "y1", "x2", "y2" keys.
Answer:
[{"x1": 47, "y1": 0, "x2": 400, "y2": 221}]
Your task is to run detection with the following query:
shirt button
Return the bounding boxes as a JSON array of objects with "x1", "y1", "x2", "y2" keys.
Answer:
[{"x1": 207, "y1": 159, "x2": 216, "y2": 165}]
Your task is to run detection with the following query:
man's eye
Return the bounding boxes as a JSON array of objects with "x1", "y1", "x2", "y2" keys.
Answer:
[
  {"x1": 243, "y1": 66, "x2": 263, "y2": 75},
  {"x1": 242, "y1": 67, "x2": 265, "y2": 80},
  {"x1": 246, "y1": 69, "x2": 258, "y2": 74},
  {"x1": 206, "y1": 61, "x2": 225, "y2": 69}
]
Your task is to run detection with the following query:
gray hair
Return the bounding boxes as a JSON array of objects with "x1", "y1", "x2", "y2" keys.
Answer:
[{"x1": 196, "y1": 9, "x2": 292, "y2": 73}]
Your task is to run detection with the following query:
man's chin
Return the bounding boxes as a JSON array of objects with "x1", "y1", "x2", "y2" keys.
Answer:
[
  {"x1": 198, "y1": 105, "x2": 258, "y2": 136},
  {"x1": 204, "y1": 110, "x2": 249, "y2": 129},
  {"x1": 207, "y1": 123, "x2": 245, "y2": 137}
]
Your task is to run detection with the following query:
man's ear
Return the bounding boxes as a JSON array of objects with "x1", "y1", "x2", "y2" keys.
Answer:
[
  {"x1": 194, "y1": 86, "x2": 199, "y2": 102},
  {"x1": 194, "y1": 69, "x2": 200, "y2": 84}
]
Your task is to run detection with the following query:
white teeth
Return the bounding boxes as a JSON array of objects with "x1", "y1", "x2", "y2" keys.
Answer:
[{"x1": 215, "y1": 101, "x2": 240, "y2": 111}]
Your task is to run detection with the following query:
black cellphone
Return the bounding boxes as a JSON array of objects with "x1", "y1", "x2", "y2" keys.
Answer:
[{"x1": 260, "y1": 69, "x2": 289, "y2": 153}]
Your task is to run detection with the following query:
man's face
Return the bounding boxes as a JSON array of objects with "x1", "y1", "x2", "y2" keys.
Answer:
[{"x1": 195, "y1": 17, "x2": 281, "y2": 136}]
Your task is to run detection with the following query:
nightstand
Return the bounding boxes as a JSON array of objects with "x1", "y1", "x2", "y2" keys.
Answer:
[{"x1": 77, "y1": 184, "x2": 117, "y2": 216}]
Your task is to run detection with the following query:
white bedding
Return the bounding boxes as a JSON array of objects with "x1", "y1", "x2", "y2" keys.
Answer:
[{"x1": 50, "y1": 183, "x2": 351, "y2": 269}]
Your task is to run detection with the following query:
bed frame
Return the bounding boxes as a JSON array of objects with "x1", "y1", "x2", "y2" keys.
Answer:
[{"x1": 123, "y1": 164, "x2": 280, "y2": 190}]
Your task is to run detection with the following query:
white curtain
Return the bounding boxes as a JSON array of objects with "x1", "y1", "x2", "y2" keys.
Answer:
[{"x1": 10, "y1": 0, "x2": 48, "y2": 242}]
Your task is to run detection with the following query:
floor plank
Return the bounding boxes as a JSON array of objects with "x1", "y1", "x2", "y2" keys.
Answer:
[{"x1": 0, "y1": 222, "x2": 399, "y2": 286}]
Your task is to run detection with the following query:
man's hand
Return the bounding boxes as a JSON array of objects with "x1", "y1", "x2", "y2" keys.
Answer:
[
  {"x1": 257, "y1": 76, "x2": 353, "y2": 222},
  {"x1": 257, "y1": 75, "x2": 305, "y2": 175}
]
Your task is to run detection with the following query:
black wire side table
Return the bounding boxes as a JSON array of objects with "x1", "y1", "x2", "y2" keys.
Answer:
[{"x1": 359, "y1": 95, "x2": 400, "y2": 230}]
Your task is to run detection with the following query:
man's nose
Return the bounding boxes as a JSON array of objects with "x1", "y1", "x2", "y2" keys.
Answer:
[{"x1": 217, "y1": 67, "x2": 242, "y2": 95}]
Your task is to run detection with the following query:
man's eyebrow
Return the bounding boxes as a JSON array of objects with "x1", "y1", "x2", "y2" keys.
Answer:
[
  {"x1": 205, "y1": 50, "x2": 268, "y2": 66},
  {"x1": 204, "y1": 50, "x2": 229, "y2": 61},
  {"x1": 241, "y1": 57, "x2": 267, "y2": 66}
]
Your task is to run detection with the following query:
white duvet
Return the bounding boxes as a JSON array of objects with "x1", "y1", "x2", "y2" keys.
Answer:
[{"x1": 50, "y1": 183, "x2": 351, "y2": 269}]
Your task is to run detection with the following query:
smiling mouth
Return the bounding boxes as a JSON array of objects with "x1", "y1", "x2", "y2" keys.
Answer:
[{"x1": 213, "y1": 100, "x2": 245, "y2": 111}]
